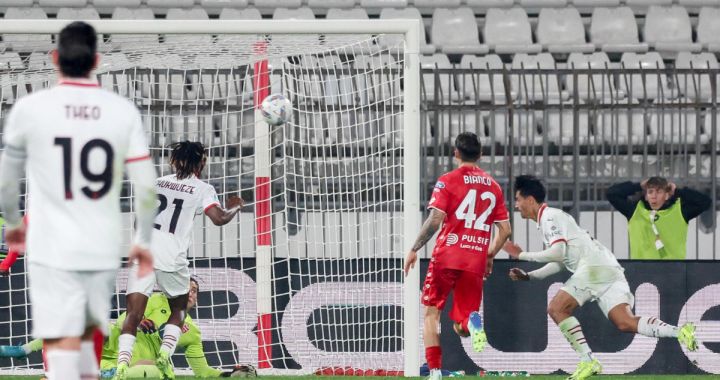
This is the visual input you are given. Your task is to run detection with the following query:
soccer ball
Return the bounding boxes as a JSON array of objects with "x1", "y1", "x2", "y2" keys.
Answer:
[{"x1": 260, "y1": 94, "x2": 291, "y2": 126}]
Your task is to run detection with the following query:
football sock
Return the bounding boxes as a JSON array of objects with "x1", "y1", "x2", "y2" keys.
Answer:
[
  {"x1": 425, "y1": 346, "x2": 442, "y2": 370},
  {"x1": 160, "y1": 324, "x2": 182, "y2": 356},
  {"x1": 80, "y1": 341, "x2": 98, "y2": 380},
  {"x1": 117, "y1": 334, "x2": 136, "y2": 366},
  {"x1": 638, "y1": 316, "x2": 678, "y2": 338},
  {"x1": 559, "y1": 317, "x2": 593, "y2": 362},
  {"x1": 46, "y1": 349, "x2": 80, "y2": 380}
]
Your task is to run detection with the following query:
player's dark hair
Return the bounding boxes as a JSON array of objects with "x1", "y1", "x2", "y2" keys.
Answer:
[
  {"x1": 455, "y1": 132, "x2": 482, "y2": 162},
  {"x1": 190, "y1": 276, "x2": 200, "y2": 292},
  {"x1": 57, "y1": 21, "x2": 97, "y2": 78},
  {"x1": 514, "y1": 175, "x2": 546, "y2": 203},
  {"x1": 645, "y1": 176, "x2": 669, "y2": 191},
  {"x1": 170, "y1": 141, "x2": 206, "y2": 180}
]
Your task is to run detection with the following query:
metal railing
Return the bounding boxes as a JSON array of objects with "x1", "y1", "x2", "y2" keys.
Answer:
[{"x1": 420, "y1": 66, "x2": 719, "y2": 259}]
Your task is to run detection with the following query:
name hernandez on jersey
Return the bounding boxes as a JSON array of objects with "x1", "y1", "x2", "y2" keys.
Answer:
[
  {"x1": 428, "y1": 166, "x2": 509, "y2": 274},
  {"x1": 151, "y1": 174, "x2": 220, "y2": 272}
]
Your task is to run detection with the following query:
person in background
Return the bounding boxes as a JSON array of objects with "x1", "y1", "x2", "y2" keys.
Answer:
[{"x1": 606, "y1": 176, "x2": 712, "y2": 259}]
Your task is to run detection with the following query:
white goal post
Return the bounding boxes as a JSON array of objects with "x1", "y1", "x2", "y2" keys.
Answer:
[{"x1": 0, "y1": 19, "x2": 421, "y2": 376}]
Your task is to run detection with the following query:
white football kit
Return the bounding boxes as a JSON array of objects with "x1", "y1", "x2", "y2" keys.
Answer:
[
  {"x1": 128, "y1": 173, "x2": 220, "y2": 297},
  {"x1": 537, "y1": 204, "x2": 634, "y2": 317},
  {"x1": 1, "y1": 79, "x2": 155, "y2": 338}
]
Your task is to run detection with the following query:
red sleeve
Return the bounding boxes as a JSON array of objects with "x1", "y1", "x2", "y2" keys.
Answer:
[
  {"x1": 427, "y1": 177, "x2": 451, "y2": 213},
  {"x1": 490, "y1": 184, "x2": 510, "y2": 222}
]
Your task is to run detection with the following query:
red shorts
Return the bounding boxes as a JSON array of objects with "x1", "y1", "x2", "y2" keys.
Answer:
[{"x1": 421, "y1": 260, "x2": 484, "y2": 324}]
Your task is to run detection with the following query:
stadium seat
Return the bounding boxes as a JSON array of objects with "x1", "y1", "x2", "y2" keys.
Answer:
[
  {"x1": 219, "y1": 7, "x2": 261, "y2": 19},
  {"x1": 420, "y1": 54, "x2": 460, "y2": 102},
  {"x1": 487, "y1": 109, "x2": 541, "y2": 146},
  {"x1": 619, "y1": 52, "x2": 668, "y2": 101},
  {"x1": 459, "y1": 54, "x2": 515, "y2": 102},
  {"x1": 675, "y1": 52, "x2": 719, "y2": 101},
  {"x1": 650, "y1": 109, "x2": 709, "y2": 146},
  {"x1": 643, "y1": 6, "x2": 701, "y2": 58},
  {"x1": 0, "y1": 52, "x2": 24, "y2": 71},
  {"x1": 465, "y1": 0, "x2": 514, "y2": 10},
  {"x1": 677, "y1": 0, "x2": 719, "y2": 12},
  {"x1": 93, "y1": 0, "x2": 141, "y2": 11},
  {"x1": 0, "y1": 0, "x2": 33, "y2": 7},
  {"x1": 570, "y1": 0, "x2": 620, "y2": 10},
  {"x1": 544, "y1": 108, "x2": 592, "y2": 146},
  {"x1": 255, "y1": 0, "x2": 303, "y2": 8},
  {"x1": 431, "y1": 7, "x2": 489, "y2": 55},
  {"x1": 379, "y1": 8, "x2": 435, "y2": 54},
  {"x1": 3, "y1": 8, "x2": 53, "y2": 53},
  {"x1": 97, "y1": 52, "x2": 132, "y2": 98},
  {"x1": 200, "y1": 0, "x2": 249, "y2": 11},
  {"x1": 165, "y1": 8, "x2": 212, "y2": 46},
  {"x1": 484, "y1": 8, "x2": 542, "y2": 54},
  {"x1": 56, "y1": 7, "x2": 100, "y2": 19},
  {"x1": 511, "y1": 53, "x2": 568, "y2": 103},
  {"x1": 453, "y1": 111, "x2": 491, "y2": 145},
  {"x1": 590, "y1": 7, "x2": 648, "y2": 53},
  {"x1": 536, "y1": 8, "x2": 595, "y2": 54},
  {"x1": 308, "y1": 0, "x2": 355, "y2": 9},
  {"x1": 566, "y1": 52, "x2": 623, "y2": 102},
  {"x1": 414, "y1": 0, "x2": 462, "y2": 8},
  {"x1": 111, "y1": 8, "x2": 158, "y2": 49},
  {"x1": 360, "y1": 0, "x2": 409, "y2": 9},
  {"x1": 519, "y1": 0, "x2": 568, "y2": 11},
  {"x1": 40, "y1": 0, "x2": 87, "y2": 8},
  {"x1": 625, "y1": 0, "x2": 672, "y2": 13},
  {"x1": 146, "y1": 0, "x2": 195, "y2": 11},
  {"x1": 697, "y1": 7, "x2": 720, "y2": 53},
  {"x1": 137, "y1": 53, "x2": 188, "y2": 103},
  {"x1": 273, "y1": 7, "x2": 315, "y2": 19},
  {"x1": 596, "y1": 108, "x2": 650, "y2": 145}
]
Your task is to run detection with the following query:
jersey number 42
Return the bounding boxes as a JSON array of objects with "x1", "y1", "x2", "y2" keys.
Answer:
[{"x1": 455, "y1": 190, "x2": 496, "y2": 232}]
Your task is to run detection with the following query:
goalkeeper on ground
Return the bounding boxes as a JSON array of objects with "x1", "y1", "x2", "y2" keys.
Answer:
[{"x1": 0, "y1": 278, "x2": 251, "y2": 378}]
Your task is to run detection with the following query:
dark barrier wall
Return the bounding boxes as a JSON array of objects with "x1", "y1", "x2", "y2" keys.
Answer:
[{"x1": 0, "y1": 258, "x2": 717, "y2": 375}]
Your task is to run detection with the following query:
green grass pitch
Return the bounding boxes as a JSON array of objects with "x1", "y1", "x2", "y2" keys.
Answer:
[{"x1": 0, "y1": 376, "x2": 718, "y2": 379}]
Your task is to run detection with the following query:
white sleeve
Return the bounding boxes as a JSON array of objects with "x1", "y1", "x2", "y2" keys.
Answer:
[
  {"x1": 126, "y1": 158, "x2": 157, "y2": 247},
  {"x1": 528, "y1": 262, "x2": 565, "y2": 280},
  {"x1": 0, "y1": 103, "x2": 28, "y2": 227},
  {"x1": 518, "y1": 242, "x2": 566, "y2": 263},
  {"x1": 125, "y1": 106, "x2": 150, "y2": 163},
  {"x1": 200, "y1": 185, "x2": 220, "y2": 214}
]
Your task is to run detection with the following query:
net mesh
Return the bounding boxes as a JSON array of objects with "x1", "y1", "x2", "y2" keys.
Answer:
[{"x1": 0, "y1": 32, "x2": 407, "y2": 375}]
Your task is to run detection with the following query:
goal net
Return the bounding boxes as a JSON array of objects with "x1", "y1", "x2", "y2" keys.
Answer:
[{"x1": 0, "y1": 20, "x2": 421, "y2": 376}]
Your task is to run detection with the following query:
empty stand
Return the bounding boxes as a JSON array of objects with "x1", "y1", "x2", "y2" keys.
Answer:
[
  {"x1": 165, "y1": 8, "x2": 212, "y2": 46},
  {"x1": 431, "y1": 7, "x2": 489, "y2": 54},
  {"x1": 619, "y1": 52, "x2": 668, "y2": 101},
  {"x1": 675, "y1": 52, "x2": 719, "y2": 101},
  {"x1": 379, "y1": 7, "x2": 435, "y2": 54},
  {"x1": 537, "y1": 7, "x2": 594, "y2": 54},
  {"x1": 110, "y1": 8, "x2": 158, "y2": 49},
  {"x1": 697, "y1": 7, "x2": 720, "y2": 53},
  {"x1": 644, "y1": 6, "x2": 701, "y2": 58},
  {"x1": 3, "y1": 8, "x2": 53, "y2": 53},
  {"x1": 590, "y1": 7, "x2": 649, "y2": 53},
  {"x1": 420, "y1": 54, "x2": 460, "y2": 101},
  {"x1": 566, "y1": 52, "x2": 622, "y2": 102},
  {"x1": 459, "y1": 54, "x2": 514, "y2": 101},
  {"x1": 484, "y1": 8, "x2": 542, "y2": 54},
  {"x1": 511, "y1": 53, "x2": 567, "y2": 103}
]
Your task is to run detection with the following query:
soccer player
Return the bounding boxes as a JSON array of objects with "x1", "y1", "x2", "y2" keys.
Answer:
[
  {"x1": 0, "y1": 22, "x2": 157, "y2": 380},
  {"x1": 116, "y1": 140, "x2": 243, "y2": 380},
  {"x1": 1, "y1": 278, "x2": 252, "y2": 378},
  {"x1": 404, "y1": 132, "x2": 512, "y2": 380},
  {"x1": 504, "y1": 175, "x2": 699, "y2": 380}
]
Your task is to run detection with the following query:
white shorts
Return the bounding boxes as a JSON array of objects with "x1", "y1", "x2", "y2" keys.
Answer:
[
  {"x1": 126, "y1": 264, "x2": 190, "y2": 298},
  {"x1": 561, "y1": 267, "x2": 635, "y2": 318},
  {"x1": 28, "y1": 263, "x2": 116, "y2": 339}
]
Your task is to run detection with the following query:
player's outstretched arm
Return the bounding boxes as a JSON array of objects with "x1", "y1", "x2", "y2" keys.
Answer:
[
  {"x1": 509, "y1": 262, "x2": 564, "y2": 282},
  {"x1": 206, "y1": 196, "x2": 244, "y2": 226},
  {"x1": 504, "y1": 240, "x2": 566, "y2": 263},
  {"x1": 0, "y1": 338, "x2": 43, "y2": 358},
  {"x1": 404, "y1": 209, "x2": 445, "y2": 276}
]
